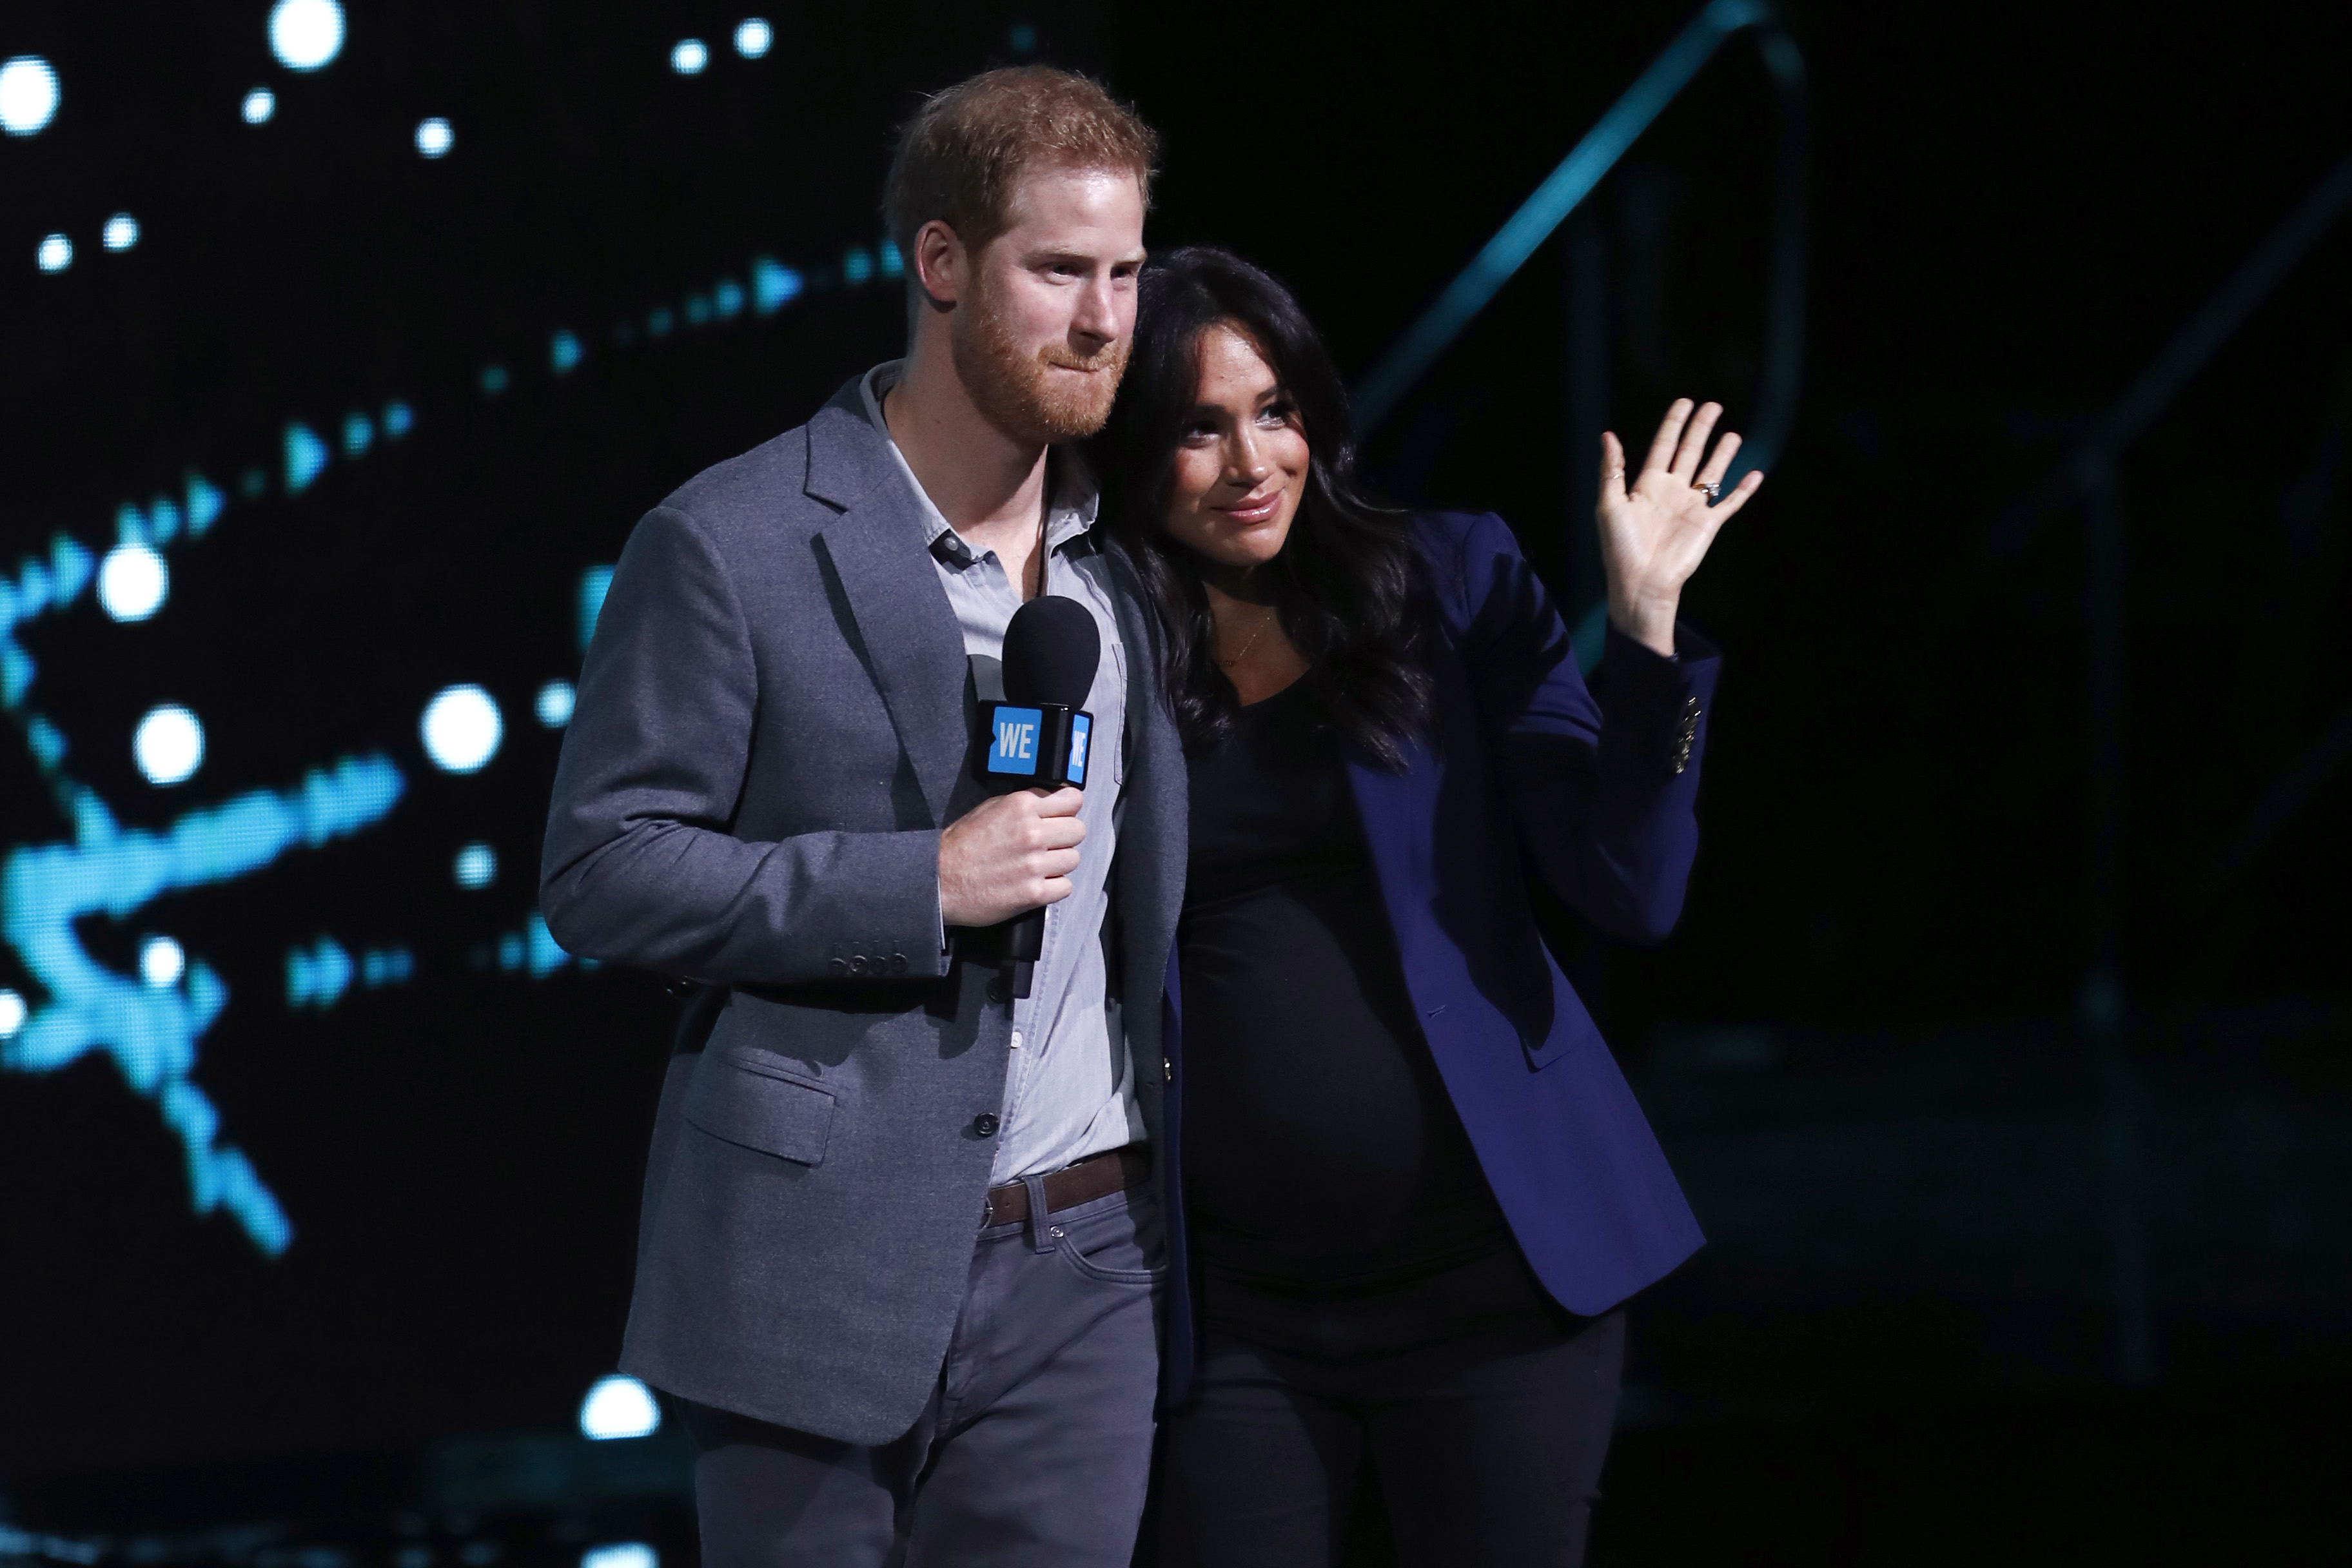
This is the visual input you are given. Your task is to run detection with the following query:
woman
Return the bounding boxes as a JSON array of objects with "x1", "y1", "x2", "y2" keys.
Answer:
[{"x1": 1092, "y1": 247, "x2": 1759, "y2": 1567}]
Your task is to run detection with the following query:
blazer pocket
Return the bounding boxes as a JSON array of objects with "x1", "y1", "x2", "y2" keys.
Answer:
[{"x1": 683, "y1": 1051, "x2": 836, "y2": 1166}]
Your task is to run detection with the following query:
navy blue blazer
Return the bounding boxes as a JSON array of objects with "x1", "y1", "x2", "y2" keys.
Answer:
[{"x1": 1156, "y1": 509, "x2": 1714, "y2": 1404}]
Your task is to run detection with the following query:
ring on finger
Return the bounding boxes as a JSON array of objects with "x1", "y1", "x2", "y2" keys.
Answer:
[{"x1": 1693, "y1": 479, "x2": 1721, "y2": 500}]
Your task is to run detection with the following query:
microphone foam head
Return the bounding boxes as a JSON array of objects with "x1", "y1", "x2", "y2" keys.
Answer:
[{"x1": 1001, "y1": 594, "x2": 1100, "y2": 709}]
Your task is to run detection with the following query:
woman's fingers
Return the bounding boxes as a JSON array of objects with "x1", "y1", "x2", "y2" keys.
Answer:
[
  {"x1": 1671, "y1": 402, "x2": 1723, "y2": 478},
  {"x1": 1694, "y1": 429, "x2": 1743, "y2": 489},
  {"x1": 1598, "y1": 430, "x2": 1630, "y2": 507},
  {"x1": 1642, "y1": 398, "x2": 1692, "y2": 478},
  {"x1": 1703, "y1": 468, "x2": 1765, "y2": 525}
]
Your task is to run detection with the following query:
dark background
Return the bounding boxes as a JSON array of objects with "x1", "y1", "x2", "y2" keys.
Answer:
[{"x1": 3, "y1": 0, "x2": 2348, "y2": 1558}]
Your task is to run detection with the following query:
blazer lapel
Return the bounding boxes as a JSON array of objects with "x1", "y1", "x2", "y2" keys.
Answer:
[{"x1": 805, "y1": 388, "x2": 970, "y2": 827}]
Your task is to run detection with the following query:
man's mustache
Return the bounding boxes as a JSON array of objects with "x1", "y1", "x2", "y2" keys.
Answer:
[{"x1": 1040, "y1": 340, "x2": 1127, "y2": 372}]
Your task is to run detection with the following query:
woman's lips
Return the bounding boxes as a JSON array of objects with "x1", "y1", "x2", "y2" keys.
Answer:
[{"x1": 1213, "y1": 491, "x2": 1282, "y2": 523}]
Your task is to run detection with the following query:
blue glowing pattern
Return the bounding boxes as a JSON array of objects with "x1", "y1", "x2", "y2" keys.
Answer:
[
  {"x1": 843, "y1": 247, "x2": 875, "y2": 286},
  {"x1": 242, "y1": 88, "x2": 277, "y2": 125},
  {"x1": 1, "y1": 231, "x2": 846, "y2": 1258},
  {"x1": 752, "y1": 257, "x2": 803, "y2": 314},
  {"x1": 37, "y1": 234, "x2": 72, "y2": 273},
  {"x1": 879, "y1": 240, "x2": 904, "y2": 280},
  {"x1": 454, "y1": 842, "x2": 497, "y2": 890},
  {"x1": 578, "y1": 567, "x2": 614, "y2": 655},
  {"x1": 735, "y1": 17, "x2": 774, "y2": 59},
  {"x1": 284, "y1": 422, "x2": 329, "y2": 494},
  {"x1": 2, "y1": 756, "x2": 407, "y2": 1255},
  {"x1": 551, "y1": 330, "x2": 583, "y2": 374}
]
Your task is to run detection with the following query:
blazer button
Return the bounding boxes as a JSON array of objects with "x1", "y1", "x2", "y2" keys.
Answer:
[
  {"x1": 828, "y1": 958, "x2": 847, "y2": 977},
  {"x1": 972, "y1": 1113, "x2": 1000, "y2": 1137},
  {"x1": 848, "y1": 955, "x2": 868, "y2": 976},
  {"x1": 891, "y1": 953, "x2": 908, "y2": 975}
]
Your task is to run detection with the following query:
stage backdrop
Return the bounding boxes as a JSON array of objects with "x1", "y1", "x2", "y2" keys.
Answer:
[{"x1": 0, "y1": 0, "x2": 1108, "y2": 1479}]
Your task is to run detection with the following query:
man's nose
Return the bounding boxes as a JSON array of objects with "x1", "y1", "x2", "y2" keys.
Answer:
[{"x1": 1071, "y1": 271, "x2": 1120, "y2": 344}]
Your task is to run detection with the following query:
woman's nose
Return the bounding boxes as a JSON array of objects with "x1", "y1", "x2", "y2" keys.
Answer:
[{"x1": 1228, "y1": 429, "x2": 1271, "y2": 482}]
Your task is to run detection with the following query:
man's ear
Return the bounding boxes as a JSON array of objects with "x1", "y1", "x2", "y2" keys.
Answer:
[{"x1": 912, "y1": 219, "x2": 965, "y2": 311}]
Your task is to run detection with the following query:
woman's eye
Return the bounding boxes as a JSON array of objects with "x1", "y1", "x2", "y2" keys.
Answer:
[{"x1": 1259, "y1": 400, "x2": 1296, "y2": 426}]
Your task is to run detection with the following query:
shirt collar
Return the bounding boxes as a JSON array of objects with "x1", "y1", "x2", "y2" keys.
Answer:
[{"x1": 859, "y1": 360, "x2": 1102, "y2": 566}]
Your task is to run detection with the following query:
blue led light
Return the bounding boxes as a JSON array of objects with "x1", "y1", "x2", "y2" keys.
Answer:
[
  {"x1": 0, "y1": 990, "x2": 24, "y2": 1037},
  {"x1": 270, "y1": 0, "x2": 346, "y2": 72},
  {"x1": 751, "y1": 257, "x2": 802, "y2": 314},
  {"x1": 843, "y1": 248, "x2": 875, "y2": 286},
  {"x1": 134, "y1": 705, "x2": 205, "y2": 787},
  {"x1": 683, "y1": 295, "x2": 712, "y2": 326},
  {"x1": 26, "y1": 718, "x2": 64, "y2": 768},
  {"x1": 582, "y1": 1547, "x2": 656, "y2": 1568},
  {"x1": 342, "y1": 413, "x2": 375, "y2": 458},
  {"x1": 0, "y1": 537, "x2": 94, "y2": 708},
  {"x1": 360, "y1": 948, "x2": 414, "y2": 987},
  {"x1": 480, "y1": 364, "x2": 509, "y2": 395},
  {"x1": 284, "y1": 422, "x2": 329, "y2": 493},
  {"x1": 103, "y1": 215, "x2": 141, "y2": 253},
  {"x1": 645, "y1": 307, "x2": 674, "y2": 338},
  {"x1": 578, "y1": 567, "x2": 614, "y2": 654},
  {"x1": 1009, "y1": 23, "x2": 1039, "y2": 54},
  {"x1": 243, "y1": 88, "x2": 277, "y2": 124},
  {"x1": 672, "y1": 39, "x2": 710, "y2": 75},
  {"x1": 97, "y1": 544, "x2": 168, "y2": 623},
  {"x1": 5, "y1": 756, "x2": 406, "y2": 1255},
  {"x1": 551, "y1": 330, "x2": 583, "y2": 374},
  {"x1": 0, "y1": 56, "x2": 61, "y2": 137},
  {"x1": 287, "y1": 936, "x2": 354, "y2": 1009},
  {"x1": 454, "y1": 841, "x2": 496, "y2": 889},
  {"x1": 416, "y1": 117, "x2": 453, "y2": 159},
  {"x1": 712, "y1": 279, "x2": 745, "y2": 318},
  {"x1": 734, "y1": 18, "x2": 774, "y2": 58},
  {"x1": 37, "y1": 234, "x2": 72, "y2": 273},
  {"x1": 141, "y1": 935, "x2": 186, "y2": 988},
  {"x1": 421, "y1": 685, "x2": 502, "y2": 774},
  {"x1": 536, "y1": 680, "x2": 576, "y2": 727},
  {"x1": 580, "y1": 1375, "x2": 662, "y2": 1441},
  {"x1": 879, "y1": 240, "x2": 904, "y2": 280},
  {"x1": 150, "y1": 496, "x2": 184, "y2": 544},
  {"x1": 382, "y1": 401, "x2": 414, "y2": 438},
  {"x1": 187, "y1": 474, "x2": 225, "y2": 534}
]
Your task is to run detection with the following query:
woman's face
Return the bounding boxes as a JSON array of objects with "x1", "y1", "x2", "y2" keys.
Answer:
[{"x1": 1160, "y1": 322, "x2": 1311, "y2": 578}]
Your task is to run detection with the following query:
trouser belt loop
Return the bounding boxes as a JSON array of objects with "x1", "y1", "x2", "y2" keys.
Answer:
[{"x1": 1021, "y1": 1172, "x2": 1055, "y2": 1253}]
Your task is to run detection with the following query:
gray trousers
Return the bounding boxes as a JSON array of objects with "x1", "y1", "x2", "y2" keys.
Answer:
[{"x1": 682, "y1": 1182, "x2": 1166, "y2": 1567}]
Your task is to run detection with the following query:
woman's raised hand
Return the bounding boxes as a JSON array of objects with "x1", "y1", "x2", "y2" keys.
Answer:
[{"x1": 1596, "y1": 399, "x2": 1761, "y2": 657}]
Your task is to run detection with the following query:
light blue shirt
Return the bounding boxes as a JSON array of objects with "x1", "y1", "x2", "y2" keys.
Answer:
[{"x1": 861, "y1": 363, "x2": 1144, "y2": 1184}]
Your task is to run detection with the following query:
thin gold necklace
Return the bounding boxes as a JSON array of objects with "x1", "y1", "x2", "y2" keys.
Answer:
[{"x1": 1218, "y1": 603, "x2": 1280, "y2": 668}]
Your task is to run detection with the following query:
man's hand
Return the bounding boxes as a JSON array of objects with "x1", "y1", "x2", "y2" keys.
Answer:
[
  {"x1": 1598, "y1": 399, "x2": 1763, "y2": 657},
  {"x1": 939, "y1": 787, "x2": 1086, "y2": 927}
]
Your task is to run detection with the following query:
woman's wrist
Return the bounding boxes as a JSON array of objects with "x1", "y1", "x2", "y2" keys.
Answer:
[{"x1": 1606, "y1": 592, "x2": 1680, "y2": 659}]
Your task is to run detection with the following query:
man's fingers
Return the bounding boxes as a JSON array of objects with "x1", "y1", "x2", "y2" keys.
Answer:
[
  {"x1": 1032, "y1": 787, "x2": 1085, "y2": 818},
  {"x1": 1694, "y1": 429, "x2": 1743, "y2": 489},
  {"x1": 1642, "y1": 398, "x2": 1692, "y2": 476},
  {"x1": 1034, "y1": 814, "x2": 1086, "y2": 850},
  {"x1": 1671, "y1": 402, "x2": 1722, "y2": 478}
]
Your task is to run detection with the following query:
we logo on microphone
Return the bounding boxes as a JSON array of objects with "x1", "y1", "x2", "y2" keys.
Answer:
[{"x1": 979, "y1": 702, "x2": 1090, "y2": 789}]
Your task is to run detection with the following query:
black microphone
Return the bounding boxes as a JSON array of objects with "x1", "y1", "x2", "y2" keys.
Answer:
[{"x1": 977, "y1": 596, "x2": 1099, "y2": 999}]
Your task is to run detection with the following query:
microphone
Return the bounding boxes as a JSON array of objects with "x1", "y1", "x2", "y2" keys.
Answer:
[{"x1": 977, "y1": 596, "x2": 1099, "y2": 999}]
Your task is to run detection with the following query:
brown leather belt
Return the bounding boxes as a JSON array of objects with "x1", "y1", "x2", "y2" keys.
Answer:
[{"x1": 983, "y1": 1144, "x2": 1151, "y2": 1228}]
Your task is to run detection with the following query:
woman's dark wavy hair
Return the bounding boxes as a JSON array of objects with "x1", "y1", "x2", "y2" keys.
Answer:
[{"x1": 1090, "y1": 246, "x2": 1433, "y2": 769}]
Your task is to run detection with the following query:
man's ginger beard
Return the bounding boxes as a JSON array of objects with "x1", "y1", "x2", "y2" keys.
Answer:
[{"x1": 950, "y1": 268, "x2": 1130, "y2": 446}]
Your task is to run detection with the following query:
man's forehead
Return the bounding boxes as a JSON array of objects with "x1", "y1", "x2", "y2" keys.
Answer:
[{"x1": 999, "y1": 161, "x2": 1144, "y2": 242}]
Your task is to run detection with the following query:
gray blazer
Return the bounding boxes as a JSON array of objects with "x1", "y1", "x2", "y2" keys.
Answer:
[{"x1": 540, "y1": 380, "x2": 1186, "y2": 1444}]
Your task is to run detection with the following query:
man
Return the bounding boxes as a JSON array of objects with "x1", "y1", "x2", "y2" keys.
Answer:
[{"x1": 540, "y1": 68, "x2": 1182, "y2": 1566}]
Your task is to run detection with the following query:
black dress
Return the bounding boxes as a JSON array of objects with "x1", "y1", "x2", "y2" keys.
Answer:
[
  {"x1": 1160, "y1": 676, "x2": 1625, "y2": 1568},
  {"x1": 1178, "y1": 676, "x2": 1519, "y2": 1324}
]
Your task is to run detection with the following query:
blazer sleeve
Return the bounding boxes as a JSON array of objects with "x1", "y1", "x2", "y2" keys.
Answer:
[
  {"x1": 1439, "y1": 511, "x2": 1721, "y2": 945},
  {"x1": 538, "y1": 505, "x2": 948, "y2": 986}
]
